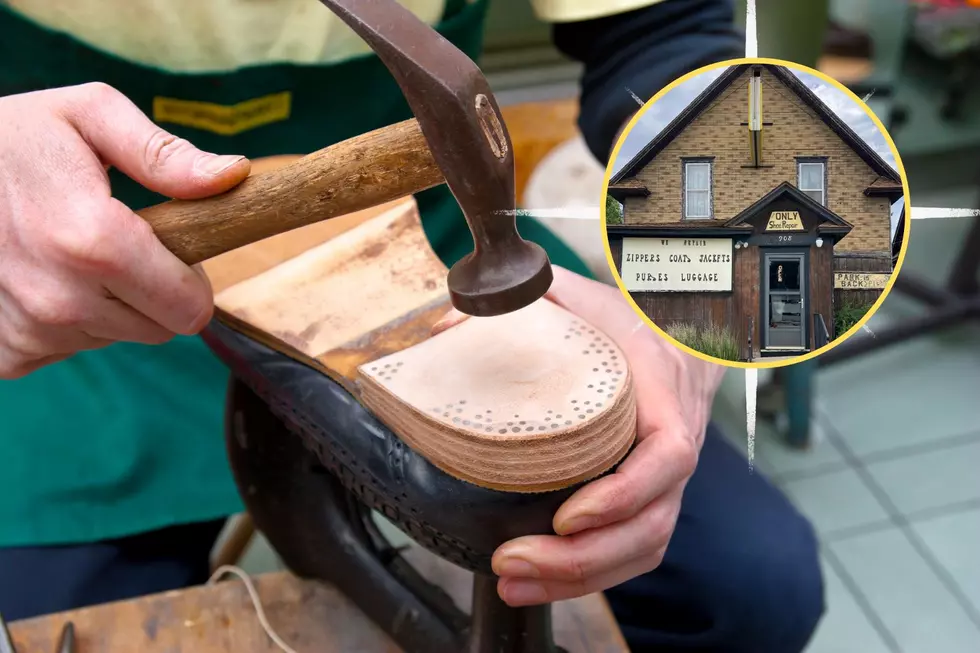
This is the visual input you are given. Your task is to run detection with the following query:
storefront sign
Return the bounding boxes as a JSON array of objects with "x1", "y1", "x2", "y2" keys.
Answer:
[
  {"x1": 766, "y1": 211, "x2": 804, "y2": 231},
  {"x1": 621, "y1": 238, "x2": 733, "y2": 292},
  {"x1": 834, "y1": 272, "x2": 890, "y2": 290}
]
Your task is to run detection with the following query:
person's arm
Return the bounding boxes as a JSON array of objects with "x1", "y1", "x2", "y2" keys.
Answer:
[
  {"x1": 547, "y1": 0, "x2": 744, "y2": 162},
  {"x1": 0, "y1": 83, "x2": 249, "y2": 378}
]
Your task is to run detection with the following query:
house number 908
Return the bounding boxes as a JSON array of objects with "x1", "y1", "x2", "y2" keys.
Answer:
[{"x1": 778, "y1": 235, "x2": 793, "y2": 242}]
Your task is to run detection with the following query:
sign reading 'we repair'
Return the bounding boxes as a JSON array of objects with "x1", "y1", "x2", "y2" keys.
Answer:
[{"x1": 621, "y1": 238, "x2": 733, "y2": 292}]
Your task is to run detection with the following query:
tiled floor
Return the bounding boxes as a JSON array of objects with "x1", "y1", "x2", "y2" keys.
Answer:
[
  {"x1": 712, "y1": 209, "x2": 980, "y2": 652},
  {"x1": 714, "y1": 335, "x2": 980, "y2": 652}
]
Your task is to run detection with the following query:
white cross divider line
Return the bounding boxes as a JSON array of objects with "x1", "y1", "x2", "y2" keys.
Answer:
[
  {"x1": 745, "y1": 368, "x2": 758, "y2": 471},
  {"x1": 738, "y1": 0, "x2": 758, "y2": 458},
  {"x1": 497, "y1": 206, "x2": 979, "y2": 222},
  {"x1": 910, "y1": 207, "x2": 980, "y2": 220},
  {"x1": 494, "y1": 208, "x2": 601, "y2": 220},
  {"x1": 745, "y1": 0, "x2": 758, "y2": 58},
  {"x1": 625, "y1": 87, "x2": 646, "y2": 108}
]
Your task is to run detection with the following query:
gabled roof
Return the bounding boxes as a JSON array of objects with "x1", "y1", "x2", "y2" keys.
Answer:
[
  {"x1": 866, "y1": 177, "x2": 903, "y2": 190},
  {"x1": 611, "y1": 63, "x2": 901, "y2": 184},
  {"x1": 724, "y1": 181, "x2": 853, "y2": 229},
  {"x1": 608, "y1": 178, "x2": 650, "y2": 200},
  {"x1": 865, "y1": 176, "x2": 904, "y2": 199}
]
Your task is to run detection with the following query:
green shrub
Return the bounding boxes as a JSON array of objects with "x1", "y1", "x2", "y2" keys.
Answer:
[
  {"x1": 834, "y1": 300, "x2": 874, "y2": 338},
  {"x1": 605, "y1": 194, "x2": 623, "y2": 224},
  {"x1": 665, "y1": 322, "x2": 741, "y2": 361}
]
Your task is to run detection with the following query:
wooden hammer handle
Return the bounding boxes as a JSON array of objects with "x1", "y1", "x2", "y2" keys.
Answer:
[{"x1": 137, "y1": 119, "x2": 442, "y2": 265}]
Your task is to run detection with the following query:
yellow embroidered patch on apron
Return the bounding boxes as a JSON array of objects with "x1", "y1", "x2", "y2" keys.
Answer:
[{"x1": 152, "y1": 92, "x2": 292, "y2": 135}]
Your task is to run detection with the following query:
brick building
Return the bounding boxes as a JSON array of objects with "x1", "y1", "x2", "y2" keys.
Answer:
[{"x1": 607, "y1": 63, "x2": 904, "y2": 360}]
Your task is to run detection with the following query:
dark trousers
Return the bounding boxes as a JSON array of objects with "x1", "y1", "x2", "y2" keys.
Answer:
[
  {"x1": 605, "y1": 425, "x2": 825, "y2": 652},
  {"x1": 0, "y1": 520, "x2": 226, "y2": 622},
  {"x1": 0, "y1": 425, "x2": 823, "y2": 653}
]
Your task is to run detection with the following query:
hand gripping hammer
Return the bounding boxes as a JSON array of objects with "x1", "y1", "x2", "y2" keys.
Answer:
[{"x1": 137, "y1": 0, "x2": 553, "y2": 317}]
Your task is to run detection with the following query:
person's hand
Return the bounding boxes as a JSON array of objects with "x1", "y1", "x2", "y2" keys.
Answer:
[
  {"x1": 0, "y1": 83, "x2": 251, "y2": 379},
  {"x1": 436, "y1": 266, "x2": 725, "y2": 606}
]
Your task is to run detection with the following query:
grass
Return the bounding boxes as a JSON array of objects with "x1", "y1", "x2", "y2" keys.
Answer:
[
  {"x1": 664, "y1": 322, "x2": 742, "y2": 361},
  {"x1": 834, "y1": 300, "x2": 875, "y2": 338}
]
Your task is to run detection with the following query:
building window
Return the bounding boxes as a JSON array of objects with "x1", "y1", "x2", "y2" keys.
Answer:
[
  {"x1": 684, "y1": 161, "x2": 712, "y2": 219},
  {"x1": 797, "y1": 160, "x2": 826, "y2": 205}
]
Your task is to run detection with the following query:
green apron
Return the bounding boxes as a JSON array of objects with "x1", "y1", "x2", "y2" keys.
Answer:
[{"x1": 0, "y1": 2, "x2": 591, "y2": 547}]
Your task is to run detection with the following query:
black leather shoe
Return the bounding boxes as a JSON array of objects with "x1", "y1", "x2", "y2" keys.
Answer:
[
  {"x1": 204, "y1": 319, "x2": 618, "y2": 652},
  {"x1": 203, "y1": 319, "x2": 623, "y2": 574}
]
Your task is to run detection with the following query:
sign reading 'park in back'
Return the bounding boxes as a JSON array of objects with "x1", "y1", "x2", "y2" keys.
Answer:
[
  {"x1": 766, "y1": 211, "x2": 804, "y2": 231},
  {"x1": 834, "y1": 272, "x2": 890, "y2": 290},
  {"x1": 621, "y1": 238, "x2": 733, "y2": 292}
]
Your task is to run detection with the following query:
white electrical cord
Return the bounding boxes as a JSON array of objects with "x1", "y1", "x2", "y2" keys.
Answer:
[{"x1": 207, "y1": 565, "x2": 299, "y2": 653}]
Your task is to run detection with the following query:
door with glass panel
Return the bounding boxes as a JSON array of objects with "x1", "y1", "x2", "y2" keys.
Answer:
[{"x1": 764, "y1": 252, "x2": 806, "y2": 349}]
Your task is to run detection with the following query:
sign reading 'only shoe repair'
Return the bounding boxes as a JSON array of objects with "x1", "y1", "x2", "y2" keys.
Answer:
[{"x1": 620, "y1": 237, "x2": 733, "y2": 292}]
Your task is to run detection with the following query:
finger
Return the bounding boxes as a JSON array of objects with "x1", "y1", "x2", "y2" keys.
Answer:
[
  {"x1": 431, "y1": 307, "x2": 471, "y2": 336},
  {"x1": 498, "y1": 549, "x2": 665, "y2": 607},
  {"x1": 93, "y1": 199, "x2": 214, "y2": 335},
  {"x1": 0, "y1": 330, "x2": 102, "y2": 367},
  {"x1": 0, "y1": 298, "x2": 111, "y2": 377},
  {"x1": 544, "y1": 265, "x2": 646, "y2": 345},
  {"x1": 552, "y1": 431, "x2": 696, "y2": 535},
  {"x1": 2, "y1": 267, "x2": 178, "y2": 346},
  {"x1": 192, "y1": 263, "x2": 213, "y2": 296},
  {"x1": 5, "y1": 327, "x2": 115, "y2": 357},
  {"x1": 81, "y1": 297, "x2": 176, "y2": 345},
  {"x1": 60, "y1": 82, "x2": 250, "y2": 199},
  {"x1": 545, "y1": 265, "x2": 720, "y2": 398},
  {"x1": 0, "y1": 288, "x2": 118, "y2": 356},
  {"x1": 0, "y1": 350, "x2": 71, "y2": 380},
  {"x1": 493, "y1": 487, "x2": 682, "y2": 583},
  {"x1": 0, "y1": 323, "x2": 113, "y2": 360}
]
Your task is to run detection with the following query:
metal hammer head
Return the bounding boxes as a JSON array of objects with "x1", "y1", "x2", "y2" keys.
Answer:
[{"x1": 318, "y1": 0, "x2": 553, "y2": 317}]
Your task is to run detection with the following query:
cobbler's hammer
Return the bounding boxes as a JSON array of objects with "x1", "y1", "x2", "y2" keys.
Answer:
[{"x1": 137, "y1": 0, "x2": 552, "y2": 317}]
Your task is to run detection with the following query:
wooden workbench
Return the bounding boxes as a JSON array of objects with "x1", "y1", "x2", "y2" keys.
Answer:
[{"x1": 7, "y1": 546, "x2": 629, "y2": 652}]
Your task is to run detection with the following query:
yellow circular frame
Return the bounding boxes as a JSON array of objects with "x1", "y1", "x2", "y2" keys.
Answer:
[{"x1": 599, "y1": 57, "x2": 913, "y2": 370}]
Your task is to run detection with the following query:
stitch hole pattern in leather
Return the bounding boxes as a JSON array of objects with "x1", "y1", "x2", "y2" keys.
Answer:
[{"x1": 419, "y1": 319, "x2": 624, "y2": 433}]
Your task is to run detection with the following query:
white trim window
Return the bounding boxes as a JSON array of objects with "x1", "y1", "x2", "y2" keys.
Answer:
[
  {"x1": 684, "y1": 161, "x2": 712, "y2": 219},
  {"x1": 798, "y1": 161, "x2": 826, "y2": 205}
]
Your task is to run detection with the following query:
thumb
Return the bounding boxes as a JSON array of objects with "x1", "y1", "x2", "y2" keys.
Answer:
[
  {"x1": 545, "y1": 266, "x2": 647, "y2": 345},
  {"x1": 430, "y1": 307, "x2": 471, "y2": 336},
  {"x1": 60, "y1": 82, "x2": 251, "y2": 200}
]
